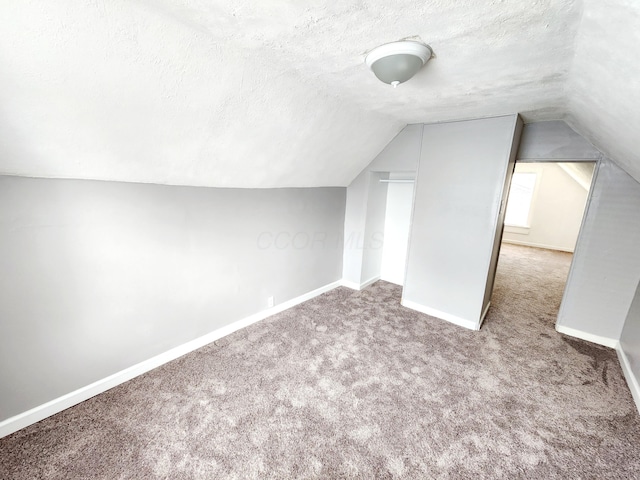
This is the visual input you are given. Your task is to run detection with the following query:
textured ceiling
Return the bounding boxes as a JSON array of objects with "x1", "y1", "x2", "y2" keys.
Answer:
[
  {"x1": 0, "y1": 0, "x2": 637, "y2": 187},
  {"x1": 565, "y1": 0, "x2": 640, "y2": 183}
]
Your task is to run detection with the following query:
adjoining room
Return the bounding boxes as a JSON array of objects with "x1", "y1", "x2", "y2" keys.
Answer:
[{"x1": 491, "y1": 161, "x2": 596, "y2": 334}]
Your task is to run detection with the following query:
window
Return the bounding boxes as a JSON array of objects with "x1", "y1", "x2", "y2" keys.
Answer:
[{"x1": 505, "y1": 172, "x2": 536, "y2": 227}]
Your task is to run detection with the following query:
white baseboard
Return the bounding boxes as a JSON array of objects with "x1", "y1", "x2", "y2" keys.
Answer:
[
  {"x1": 0, "y1": 280, "x2": 342, "y2": 439},
  {"x1": 502, "y1": 238, "x2": 574, "y2": 253},
  {"x1": 555, "y1": 324, "x2": 619, "y2": 348},
  {"x1": 360, "y1": 276, "x2": 380, "y2": 289},
  {"x1": 340, "y1": 276, "x2": 380, "y2": 291},
  {"x1": 401, "y1": 299, "x2": 480, "y2": 331},
  {"x1": 616, "y1": 344, "x2": 640, "y2": 414},
  {"x1": 340, "y1": 279, "x2": 360, "y2": 290}
]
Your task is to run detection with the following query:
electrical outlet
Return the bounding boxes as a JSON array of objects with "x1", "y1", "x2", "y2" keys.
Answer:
[{"x1": 267, "y1": 296, "x2": 274, "y2": 308}]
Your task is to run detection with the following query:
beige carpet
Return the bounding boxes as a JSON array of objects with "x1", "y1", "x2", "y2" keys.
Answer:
[{"x1": 1, "y1": 243, "x2": 639, "y2": 478}]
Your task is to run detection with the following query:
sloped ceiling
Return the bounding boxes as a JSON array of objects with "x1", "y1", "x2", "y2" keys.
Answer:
[
  {"x1": 565, "y1": 0, "x2": 640, "y2": 183},
  {"x1": 558, "y1": 162, "x2": 596, "y2": 190},
  {"x1": 0, "y1": 0, "x2": 637, "y2": 187}
]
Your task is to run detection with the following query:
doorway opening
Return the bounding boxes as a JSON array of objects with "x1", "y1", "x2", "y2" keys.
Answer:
[{"x1": 491, "y1": 161, "x2": 597, "y2": 330}]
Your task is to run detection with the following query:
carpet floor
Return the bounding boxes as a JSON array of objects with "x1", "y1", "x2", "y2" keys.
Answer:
[{"x1": 1, "y1": 243, "x2": 639, "y2": 479}]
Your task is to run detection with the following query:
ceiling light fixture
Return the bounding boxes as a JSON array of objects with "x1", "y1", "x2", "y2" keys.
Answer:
[{"x1": 365, "y1": 40, "x2": 432, "y2": 88}]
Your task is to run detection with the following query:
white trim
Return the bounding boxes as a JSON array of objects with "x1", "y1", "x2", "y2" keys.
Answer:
[
  {"x1": 502, "y1": 238, "x2": 574, "y2": 253},
  {"x1": 401, "y1": 299, "x2": 479, "y2": 331},
  {"x1": 478, "y1": 302, "x2": 491, "y2": 329},
  {"x1": 555, "y1": 324, "x2": 618, "y2": 348},
  {"x1": 379, "y1": 179, "x2": 414, "y2": 184},
  {"x1": 340, "y1": 276, "x2": 380, "y2": 291},
  {"x1": 340, "y1": 279, "x2": 361, "y2": 290},
  {"x1": 517, "y1": 158, "x2": 600, "y2": 163},
  {"x1": 365, "y1": 41, "x2": 431, "y2": 68},
  {"x1": 616, "y1": 344, "x2": 640, "y2": 414},
  {"x1": 503, "y1": 225, "x2": 530, "y2": 235},
  {"x1": 0, "y1": 280, "x2": 342, "y2": 439},
  {"x1": 360, "y1": 276, "x2": 380, "y2": 290}
]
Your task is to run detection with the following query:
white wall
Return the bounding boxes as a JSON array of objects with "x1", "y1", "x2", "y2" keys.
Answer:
[
  {"x1": 343, "y1": 124, "x2": 422, "y2": 289},
  {"x1": 380, "y1": 180, "x2": 414, "y2": 286},
  {"x1": 342, "y1": 171, "x2": 389, "y2": 288},
  {"x1": 342, "y1": 170, "x2": 369, "y2": 286},
  {"x1": 503, "y1": 162, "x2": 593, "y2": 252},
  {"x1": 557, "y1": 158, "x2": 640, "y2": 343},
  {"x1": 517, "y1": 120, "x2": 600, "y2": 160},
  {"x1": 619, "y1": 277, "x2": 640, "y2": 411},
  {"x1": 403, "y1": 115, "x2": 522, "y2": 329},
  {"x1": 0, "y1": 176, "x2": 345, "y2": 422},
  {"x1": 368, "y1": 124, "x2": 423, "y2": 173},
  {"x1": 360, "y1": 172, "x2": 389, "y2": 285}
]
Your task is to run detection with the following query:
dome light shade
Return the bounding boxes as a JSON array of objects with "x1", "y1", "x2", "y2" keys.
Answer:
[{"x1": 365, "y1": 41, "x2": 432, "y2": 87}]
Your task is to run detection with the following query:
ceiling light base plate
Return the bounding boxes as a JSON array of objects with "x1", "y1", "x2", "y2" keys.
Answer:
[{"x1": 365, "y1": 40, "x2": 432, "y2": 87}]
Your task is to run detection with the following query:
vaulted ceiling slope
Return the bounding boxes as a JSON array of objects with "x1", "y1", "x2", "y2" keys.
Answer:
[
  {"x1": 0, "y1": 1, "x2": 637, "y2": 188},
  {"x1": 565, "y1": 0, "x2": 640, "y2": 183}
]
